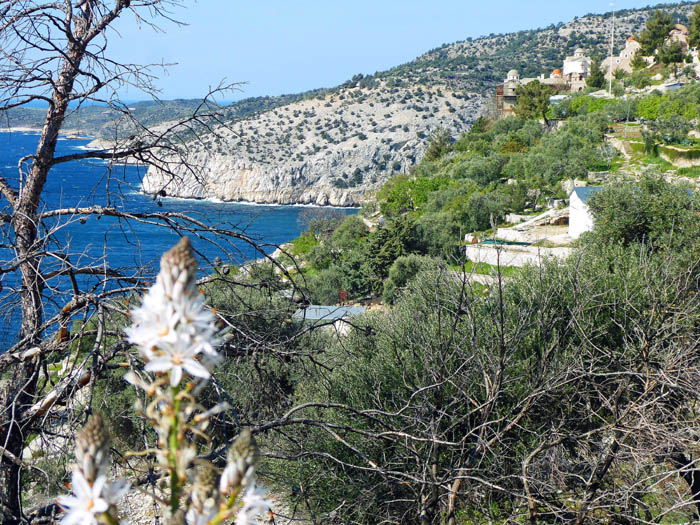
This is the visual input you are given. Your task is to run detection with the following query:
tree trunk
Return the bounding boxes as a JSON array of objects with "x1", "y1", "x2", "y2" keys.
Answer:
[{"x1": 0, "y1": 28, "x2": 85, "y2": 522}]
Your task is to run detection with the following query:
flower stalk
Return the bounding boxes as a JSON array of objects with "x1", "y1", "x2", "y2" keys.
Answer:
[
  {"x1": 57, "y1": 414, "x2": 130, "y2": 525},
  {"x1": 60, "y1": 238, "x2": 271, "y2": 525}
]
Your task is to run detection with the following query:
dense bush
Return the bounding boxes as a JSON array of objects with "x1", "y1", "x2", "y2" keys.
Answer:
[
  {"x1": 276, "y1": 234, "x2": 700, "y2": 522},
  {"x1": 647, "y1": 114, "x2": 692, "y2": 144},
  {"x1": 638, "y1": 93, "x2": 663, "y2": 120},
  {"x1": 382, "y1": 254, "x2": 445, "y2": 304},
  {"x1": 587, "y1": 174, "x2": 699, "y2": 250}
]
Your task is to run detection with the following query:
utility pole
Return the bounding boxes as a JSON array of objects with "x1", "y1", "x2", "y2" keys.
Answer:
[{"x1": 609, "y1": 2, "x2": 615, "y2": 96}]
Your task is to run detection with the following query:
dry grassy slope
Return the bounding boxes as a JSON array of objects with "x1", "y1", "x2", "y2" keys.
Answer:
[{"x1": 144, "y1": 2, "x2": 695, "y2": 206}]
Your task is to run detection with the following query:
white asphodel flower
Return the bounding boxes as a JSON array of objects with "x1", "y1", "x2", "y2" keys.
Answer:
[
  {"x1": 102, "y1": 477, "x2": 131, "y2": 505},
  {"x1": 57, "y1": 470, "x2": 121, "y2": 525},
  {"x1": 144, "y1": 340, "x2": 212, "y2": 387},
  {"x1": 235, "y1": 484, "x2": 272, "y2": 525},
  {"x1": 220, "y1": 429, "x2": 259, "y2": 496},
  {"x1": 126, "y1": 237, "x2": 221, "y2": 386},
  {"x1": 185, "y1": 506, "x2": 218, "y2": 525}
]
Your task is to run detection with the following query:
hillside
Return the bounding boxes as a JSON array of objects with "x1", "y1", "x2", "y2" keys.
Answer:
[
  {"x1": 143, "y1": 84, "x2": 482, "y2": 206},
  {"x1": 142, "y1": 2, "x2": 696, "y2": 206},
  {"x1": 391, "y1": 1, "x2": 693, "y2": 92},
  {"x1": 1, "y1": 96, "x2": 306, "y2": 138},
  {"x1": 4, "y1": 2, "x2": 697, "y2": 206}
]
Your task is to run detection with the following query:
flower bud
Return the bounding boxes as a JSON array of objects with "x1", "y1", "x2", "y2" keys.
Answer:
[
  {"x1": 191, "y1": 464, "x2": 220, "y2": 513},
  {"x1": 74, "y1": 413, "x2": 110, "y2": 483},
  {"x1": 159, "y1": 236, "x2": 198, "y2": 298},
  {"x1": 219, "y1": 429, "x2": 259, "y2": 495}
]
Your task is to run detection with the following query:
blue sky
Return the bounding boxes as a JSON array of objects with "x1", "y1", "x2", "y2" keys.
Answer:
[{"x1": 110, "y1": 1, "x2": 675, "y2": 100}]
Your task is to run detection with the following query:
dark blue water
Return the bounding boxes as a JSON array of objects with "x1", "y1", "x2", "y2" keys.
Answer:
[{"x1": 0, "y1": 132, "x2": 356, "y2": 347}]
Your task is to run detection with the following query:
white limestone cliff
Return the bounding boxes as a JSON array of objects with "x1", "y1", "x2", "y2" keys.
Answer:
[{"x1": 142, "y1": 83, "x2": 484, "y2": 206}]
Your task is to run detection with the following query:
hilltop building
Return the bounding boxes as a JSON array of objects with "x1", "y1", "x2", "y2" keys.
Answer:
[
  {"x1": 562, "y1": 48, "x2": 593, "y2": 91},
  {"x1": 496, "y1": 69, "x2": 567, "y2": 117},
  {"x1": 496, "y1": 69, "x2": 528, "y2": 116},
  {"x1": 668, "y1": 23, "x2": 689, "y2": 53},
  {"x1": 539, "y1": 68, "x2": 568, "y2": 90},
  {"x1": 496, "y1": 49, "x2": 593, "y2": 117},
  {"x1": 603, "y1": 26, "x2": 691, "y2": 80},
  {"x1": 602, "y1": 37, "x2": 649, "y2": 79}
]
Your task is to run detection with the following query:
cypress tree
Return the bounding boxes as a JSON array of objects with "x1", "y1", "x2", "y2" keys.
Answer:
[{"x1": 587, "y1": 58, "x2": 606, "y2": 89}]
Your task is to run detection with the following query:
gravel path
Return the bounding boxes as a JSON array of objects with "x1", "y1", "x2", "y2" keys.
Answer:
[{"x1": 118, "y1": 482, "x2": 303, "y2": 524}]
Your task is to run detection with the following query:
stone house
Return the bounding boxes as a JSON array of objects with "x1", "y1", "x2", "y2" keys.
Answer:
[
  {"x1": 668, "y1": 23, "x2": 689, "y2": 53},
  {"x1": 540, "y1": 68, "x2": 569, "y2": 90},
  {"x1": 496, "y1": 49, "x2": 594, "y2": 118},
  {"x1": 602, "y1": 37, "x2": 648, "y2": 79},
  {"x1": 496, "y1": 70, "x2": 528, "y2": 116}
]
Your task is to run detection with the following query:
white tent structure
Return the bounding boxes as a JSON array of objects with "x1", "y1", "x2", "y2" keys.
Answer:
[{"x1": 569, "y1": 186, "x2": 603, "y2": 239}]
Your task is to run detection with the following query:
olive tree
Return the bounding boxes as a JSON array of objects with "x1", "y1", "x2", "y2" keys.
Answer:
[
  {"x1": 268, "y1": 237, "x2": 700, "y2": 523},
  {"x1": 587, "y1": 175, "x2": 698, "y2": 249}
]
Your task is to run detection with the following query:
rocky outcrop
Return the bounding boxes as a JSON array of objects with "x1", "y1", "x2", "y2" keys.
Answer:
[{"x1": 143, "y1": 84, "x2": 484, "y2": 206}]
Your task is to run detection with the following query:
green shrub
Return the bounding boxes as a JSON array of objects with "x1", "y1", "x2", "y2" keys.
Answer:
[
  {"x1": 648, "y1": 114, "x2": 692, "y2": 144},
  {"x1": 627, "y1": 70, "x2": 652, "y2": 88},
  {"x1": 587, "y1": 175, "x2": 699, "y2": 250},
  {"x1": 638, "y1": 94, "x2": 663, "y2": 120},
  {"x1": 290, "y1": 232, "x2": 319, "y2": 256},
  {"x1": 383, "y1": 256, "x2": 444, "y2": 304},
  {"x1": 277, "y1": 240, "x2": 700, "y2": 522}
]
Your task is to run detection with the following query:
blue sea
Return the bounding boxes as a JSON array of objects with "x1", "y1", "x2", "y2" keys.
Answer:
[{"x1": 0, "y1": 132, "x2": 356, "y2": 347}]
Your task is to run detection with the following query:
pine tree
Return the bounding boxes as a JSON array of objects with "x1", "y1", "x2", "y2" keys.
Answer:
[
  {"x1": 630, "y1": 49, "x2": 647, "y2": 71},
  {"x1": 659, "y1": 41, "x2": 685, "y2": 68},
  {"x1": 659, "y1": 41, "x2": 685, "y2": 75},
  {"x1": 638, "y1": 10, "x2": 674, "y2": 56},
  {"x1": 424, "y1": 128, "x2": 453, "y2": 161},
  {"x1": 469, "y1": 116, "x2": 489, "y2": 134}
]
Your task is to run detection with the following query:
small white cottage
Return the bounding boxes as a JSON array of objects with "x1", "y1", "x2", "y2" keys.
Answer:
[{"x1": 569, "y1": 186, "x2": 603, "y2": 239}]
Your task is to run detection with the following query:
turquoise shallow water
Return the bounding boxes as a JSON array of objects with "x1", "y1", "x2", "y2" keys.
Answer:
[{"x1": 0, "y1": 131, "x2": 356, "y2": 347}]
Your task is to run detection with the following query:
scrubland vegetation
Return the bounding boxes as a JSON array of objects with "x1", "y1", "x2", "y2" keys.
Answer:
[
  {"x1": 46, "y1": 76, "x2": 700, "y2": 524},
  {"x1": 12, "y1": 2, "x2": 700, "y2": 524}
]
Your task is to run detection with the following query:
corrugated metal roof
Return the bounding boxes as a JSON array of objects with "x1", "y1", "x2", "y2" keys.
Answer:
[
  {"x1": 292, "y1": 305, "x2": 366, "y2": 322},
  {"x1": 572, "y1": 186, "x2": 603, "y2": 204}
]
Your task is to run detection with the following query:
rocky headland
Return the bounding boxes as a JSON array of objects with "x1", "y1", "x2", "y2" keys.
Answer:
[{"x1": 142, "y1": 84, "x2": 484, "y2": 206}]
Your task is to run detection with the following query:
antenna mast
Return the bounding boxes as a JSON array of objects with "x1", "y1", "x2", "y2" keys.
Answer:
[{"x1": 609, "y1": 2, "x2": 615, "y2": 96}]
